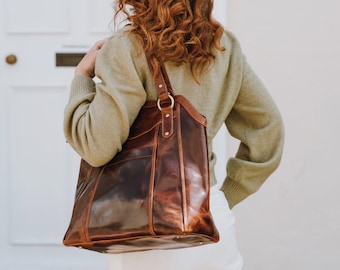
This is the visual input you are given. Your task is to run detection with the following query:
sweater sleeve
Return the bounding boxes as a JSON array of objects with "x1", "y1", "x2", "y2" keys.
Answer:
[
  {"x1": 63, "y1": 34, "x2": 147, "y2": 167},
  {"x1": 221, "y1": 59, "x2": 284, "y2": 208}
]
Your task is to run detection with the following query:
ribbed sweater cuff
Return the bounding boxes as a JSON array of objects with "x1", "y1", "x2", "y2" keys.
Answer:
[
  {"x1": 220, "y1": 176, "x2": 250, "y2": 209},
  {"x1": 69, "y1": 75, "x2": 96, "y2": 98}
]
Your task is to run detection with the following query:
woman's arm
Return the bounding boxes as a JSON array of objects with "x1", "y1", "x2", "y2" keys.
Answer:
[
  {"x1": 63, "y1": 35, "x2": 147, "y2": 167},
  {"x1": 221, "y1": 60, "x2": 285, "y2": 208}
]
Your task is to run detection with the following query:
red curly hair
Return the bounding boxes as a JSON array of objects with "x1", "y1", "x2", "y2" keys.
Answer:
[{"x1": 114, "y1": 0, "x2": 225, "y2": 81}]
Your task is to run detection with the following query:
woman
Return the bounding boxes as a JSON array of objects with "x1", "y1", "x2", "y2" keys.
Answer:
[{"x1": 64, "y1": 0, "x2": 284, "y2": 269}]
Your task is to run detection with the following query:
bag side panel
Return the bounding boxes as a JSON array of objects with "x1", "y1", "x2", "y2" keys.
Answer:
[
  {"x1": 179, "y1": 102, "x2": 220, "y2": 241},
  {"x1": 63, "y1": 161, "x2": 102, "y2": 245}
]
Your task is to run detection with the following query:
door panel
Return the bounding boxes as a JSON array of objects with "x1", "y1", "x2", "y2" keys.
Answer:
[
  {"x1": 0, "y1": 0, "x2": 227, "y2": 269},
  {"x1": 89, "y1": 0, "x2": 116, "y2": 33},
  {"x1": 5, "y1": 0, "x2": 70, "y2": 33},
  {"x1": 1, "y1": 0, "x2": 111, "y2": 269},
  {"x1": 8, "y1": 86, "x2": 70, "y2": 245}
]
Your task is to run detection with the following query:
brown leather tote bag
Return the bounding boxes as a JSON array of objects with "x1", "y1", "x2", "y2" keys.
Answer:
[{"x1": 63, "y1": 63, "x2": 219, "y2": 254}]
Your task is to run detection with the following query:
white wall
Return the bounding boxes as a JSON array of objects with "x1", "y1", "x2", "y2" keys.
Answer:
[{"x1": 227, "y1": 1, "x2": 340, "y2": 269}]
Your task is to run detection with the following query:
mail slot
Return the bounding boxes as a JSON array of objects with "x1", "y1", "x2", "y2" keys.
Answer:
[{"x1": 56, "y1": 53, "x2": 86, "y2": 67}]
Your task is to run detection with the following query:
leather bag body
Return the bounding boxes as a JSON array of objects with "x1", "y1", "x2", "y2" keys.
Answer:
[{"x1": 63, "y1": 65, "x2": 219, "y2": 254}]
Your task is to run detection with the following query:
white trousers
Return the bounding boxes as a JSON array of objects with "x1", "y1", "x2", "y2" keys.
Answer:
[{"x1": 107, "y1": 186, "x2": 243, "y2": 270}]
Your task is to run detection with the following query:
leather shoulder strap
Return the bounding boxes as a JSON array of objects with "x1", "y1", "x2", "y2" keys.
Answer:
[
  {"x1": 145, "y1": 56, "x2": 175, "y2": 101},
  {"x1": 159, "y1": 63, "x2": 175, "y2": 96}
]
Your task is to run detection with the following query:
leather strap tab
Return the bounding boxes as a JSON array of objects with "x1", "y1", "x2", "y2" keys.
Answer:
[
  {"x1": 159, "y1": 64, "x2": 175, "y2": 96},
  {"x1": 161, "y1": 105, "x2": 173, "y2": 138},
  {"x1": 154, "y1": 70, "x2": 170, "y2": 104}
]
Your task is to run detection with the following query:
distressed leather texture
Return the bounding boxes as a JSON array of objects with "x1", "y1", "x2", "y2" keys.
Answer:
[{"x1": 63, "y1": 65, "x2": 219, "y2": 254}]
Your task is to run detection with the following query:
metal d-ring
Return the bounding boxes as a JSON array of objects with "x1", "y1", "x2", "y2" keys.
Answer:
[{"x1": 157, "y1": 94, "x2": 174, "y2": 111}]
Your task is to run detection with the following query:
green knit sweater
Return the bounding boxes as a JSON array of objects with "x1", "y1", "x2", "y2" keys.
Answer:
[{"x1": 64, "y1": 27, "x2": 284, "y2": 208}]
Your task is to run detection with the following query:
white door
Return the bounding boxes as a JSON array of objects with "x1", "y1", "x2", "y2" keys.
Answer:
[{"x1": 0, "y1": 1, "x2": 227, "y2": 269}]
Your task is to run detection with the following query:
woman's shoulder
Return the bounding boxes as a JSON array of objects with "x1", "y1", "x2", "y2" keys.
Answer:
[
  {"x1": 107, "y1": 25, "x2": 137, "y2": 45},
  {"x1": 100, "y1": 26, "x2": 145, "y2": 61},
  {"x1": 220, "y1": 29, "x2": 243, "y2": 55},
  {"x1": 210, "y1": 29, "x2": 244, "y2": 71}
]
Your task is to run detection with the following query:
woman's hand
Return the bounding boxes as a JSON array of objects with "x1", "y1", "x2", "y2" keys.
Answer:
[{"x1": 75, "y1": 38, "x2": 107, "y2": 78}]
